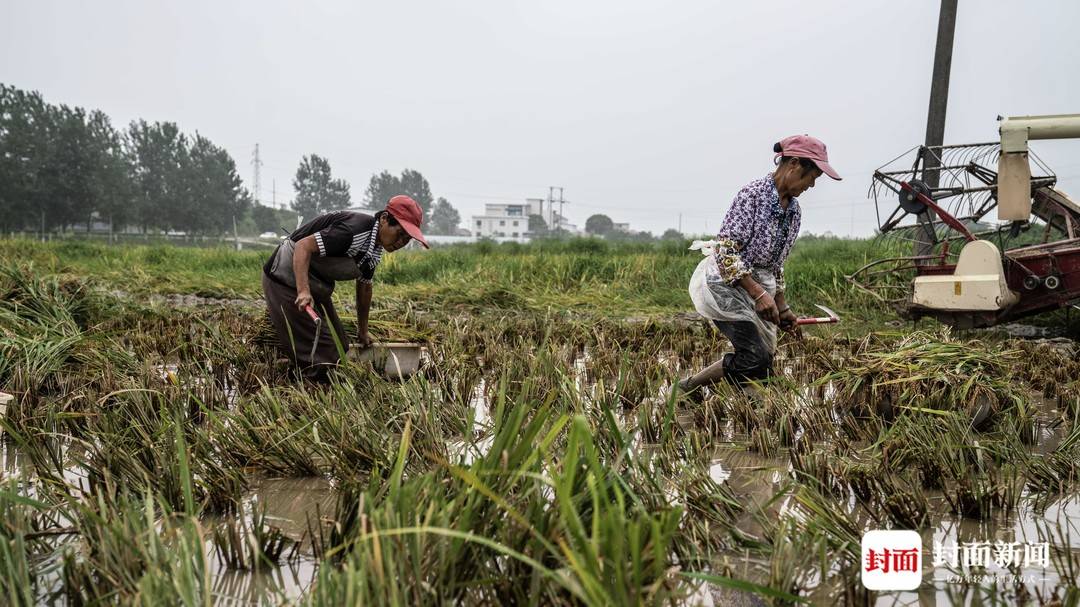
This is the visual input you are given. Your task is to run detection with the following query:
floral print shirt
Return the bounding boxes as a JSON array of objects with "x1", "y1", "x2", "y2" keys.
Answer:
[{"x1": 713, "y1": 174, "x2": 800, "y2": 291}]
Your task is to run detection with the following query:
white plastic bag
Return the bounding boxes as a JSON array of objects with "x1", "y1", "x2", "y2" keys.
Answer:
[{"x1": 688, "y1": 241, "x2": 778, "y2": 353}]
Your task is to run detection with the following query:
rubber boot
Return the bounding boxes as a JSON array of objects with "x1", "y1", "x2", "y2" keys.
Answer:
[{"x1": 678, "y1": 359, "x2": 726, "y2": 403}]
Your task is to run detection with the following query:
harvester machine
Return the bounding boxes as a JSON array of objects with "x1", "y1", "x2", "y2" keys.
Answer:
[{"x1": 851, "y1": 114, "x2": 1080, "y2": 329}]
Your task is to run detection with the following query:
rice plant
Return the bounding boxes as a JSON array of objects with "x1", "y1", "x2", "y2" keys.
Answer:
[{"x1": 2, "y1": 241, "x2": 1080, "y2": 603}]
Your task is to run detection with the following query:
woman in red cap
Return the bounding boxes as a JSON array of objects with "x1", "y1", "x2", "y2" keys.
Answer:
[
  {"x1": 680, "y1": 135, "x2": 840, "y2": 398},
  {"x1": 262, "y1": 195, "x2": 429, "y2": 382}
]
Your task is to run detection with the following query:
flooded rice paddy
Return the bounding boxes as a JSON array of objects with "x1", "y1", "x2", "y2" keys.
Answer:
[{"x1": 2, "y1": 272, "x2": 1080, "y2": 605}]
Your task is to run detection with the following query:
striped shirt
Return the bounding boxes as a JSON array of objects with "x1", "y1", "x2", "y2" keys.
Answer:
[{"x1": 263, "y1": 211, "x2": 384, "y2": 283}]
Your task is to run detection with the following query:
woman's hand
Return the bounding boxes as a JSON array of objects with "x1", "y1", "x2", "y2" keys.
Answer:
[
  {"x1": 778, "y1": 307, "x2": 802, "y2": 338},
  {"x1": 294, "y1": 290, "x2": 313, "y2": 312},
  {"x1": 754, "y1": 290, "x2": 780, "y2": 325}
]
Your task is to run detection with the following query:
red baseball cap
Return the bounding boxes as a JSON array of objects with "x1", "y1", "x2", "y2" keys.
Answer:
[
  {"x1": 775, "y1": 134, "x2": 841, "y2": 180},
  {"x1": 386, "y1": 195, "x2": 430, "y2": 248}
]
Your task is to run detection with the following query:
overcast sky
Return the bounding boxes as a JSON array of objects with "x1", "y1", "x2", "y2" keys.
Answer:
[{"x1": 3, "y1": 0, "x2": 1079, "y2": 236}]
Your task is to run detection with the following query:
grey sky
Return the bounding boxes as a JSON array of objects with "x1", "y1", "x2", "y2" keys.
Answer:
[{"x1": 3, "y1": 0, "x2": 1079, "y2": 236}]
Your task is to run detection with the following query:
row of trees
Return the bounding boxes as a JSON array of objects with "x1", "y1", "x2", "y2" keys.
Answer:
[
  {"x1": 584, "y1": 213, "x2": 681, "y2": 241},
  {"x1": 290, "y1": 160, "x2": 463, "y2": 235},
  {"x1": 363, "y1": 169, "x2": 462, "y2": 235},
  {"x1": 363, "y1": 168, "x2": 433, "y2": 218},
  {"x1": 0, "y1": 83, "x2": 250, "y2": 235},
  {"x1": 9, "y1": 83, "x2": 668, "y2": 241},
  {"x1": 0, "y1": 82, "x2": 466, "y2": 237}
]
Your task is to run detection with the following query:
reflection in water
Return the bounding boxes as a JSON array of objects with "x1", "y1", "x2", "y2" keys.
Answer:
[
  {"x1": 210, "y1": 557, "x2": 316, "y2": 606},
  {"x1": 1, "y1": 438, "x2": 90, "y2": 500},
  {"x1": 204, "y1": 476, "x2": 334, "y2": 604},
  {"x1": 448, "y1": 378, "x2": 494, "y2": 465},
  {"x1": 244, "y1": 476, "x2": 335, "y2": 543}
]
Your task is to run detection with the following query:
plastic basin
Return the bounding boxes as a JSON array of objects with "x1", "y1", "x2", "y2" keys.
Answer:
[{"x1": 349, "y1": 342, "x2": 423, "y2": 379}]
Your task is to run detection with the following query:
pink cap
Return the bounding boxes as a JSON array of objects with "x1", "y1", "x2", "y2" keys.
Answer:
[{"x1": 775, "y1": 134, "x2": 841, "y2": 180}]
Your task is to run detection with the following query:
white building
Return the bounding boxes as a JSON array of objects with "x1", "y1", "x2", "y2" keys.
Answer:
[
  {"x1": 472, "y1": 202, "x2": 530, "y2": 240},
  {"x1": 471, "y1": 198, "x2": 578, "y2": 241}
]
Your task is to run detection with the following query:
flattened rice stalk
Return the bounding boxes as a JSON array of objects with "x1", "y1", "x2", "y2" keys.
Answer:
[{"x1": 820, "y1": 330, "x2": 1026, "y2": 420}]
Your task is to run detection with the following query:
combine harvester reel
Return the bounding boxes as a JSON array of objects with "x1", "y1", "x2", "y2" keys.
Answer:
[{"x1": 850, "y1": 114, "x2": 1080, "y2": 329}]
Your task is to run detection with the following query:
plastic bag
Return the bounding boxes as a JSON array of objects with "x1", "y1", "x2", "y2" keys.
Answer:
[{"x1": 688, "y1": 241, "x2": 778, "y2": 353}]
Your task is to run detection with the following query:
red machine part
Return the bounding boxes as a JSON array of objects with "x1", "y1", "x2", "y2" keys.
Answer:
[{"x1": 901, "y1": 180, "x2": 1080, "y2": 326}]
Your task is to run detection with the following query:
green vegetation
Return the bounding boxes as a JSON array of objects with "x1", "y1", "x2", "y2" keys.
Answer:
[
  {"x1": 2, "y1": 236, "x2": 1079, "y2": 604},
  {"x1": 0, "y1": 83, "x2": 466, "y2": 239},
  {"x1": 0, "y1": 235, "x2": 890, "y2": 319},
  {"x1": 0, "y1": 83, "x2": 250, "y2": 236}
]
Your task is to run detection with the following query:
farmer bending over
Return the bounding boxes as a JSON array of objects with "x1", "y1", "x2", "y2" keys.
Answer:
[
  {"x1": 262, "y1": 195, "x2": 429, "y2": 382},
  {"x1": 680, "y1": 135, "x2": 840, "y2": 399}
]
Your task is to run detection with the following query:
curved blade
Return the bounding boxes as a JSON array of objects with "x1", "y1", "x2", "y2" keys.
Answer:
[{"x1": 814, "y1": 304, "x2": 840, "y2": 321}]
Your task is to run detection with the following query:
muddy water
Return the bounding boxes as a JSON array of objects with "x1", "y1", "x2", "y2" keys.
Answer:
[
  {"x1": 122, "y1": 374, "x2": 1080, "y2": 605},
  {"x1": 704, "y1": 444, "x2": 1080, "y2": 604},
  {"x1": 209, "y1": 560, "x2": 314, "y2": 606},
  {"x1": 5, "y1": 343, "x2": 1079, "y2": 604},
  {"x1": 204, "y1": 476, "x2": 334, "y2": 605},
  {"x1": 1, "y1": 436, "x2": 331, "y2": 604},
  {"x1": 699, "y1": 390, "x2": 1078, "y2": 605}
]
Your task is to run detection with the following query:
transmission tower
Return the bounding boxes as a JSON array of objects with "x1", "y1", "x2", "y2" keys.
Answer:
[
  {"x1": 251, "y1": 144, "x2": 263, "y2": 206},
  {"x1": 548, "y1": 186, "x2": 565, "y2": 233}
]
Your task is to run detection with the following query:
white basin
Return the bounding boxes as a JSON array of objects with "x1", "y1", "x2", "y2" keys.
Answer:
[
  {"x1": 349, "y1": 342, "x2": 423, "y2": 379},
  {"x1": 0, "y1": 391, "x2": 12, "y2": 418}
]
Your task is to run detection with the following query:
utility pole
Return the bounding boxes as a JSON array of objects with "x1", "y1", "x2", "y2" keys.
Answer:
[
  {"x1": 916, "y1": 0, "x2": 958, "y2": 261},
  {"x1": 678, "y1": 213, "x2": 682, "y2": 234},
  {"x1": 546, "y1": 186, "x2": 554, "y2": 231},
  {"x1": 272, "y1": 179, "x2": 277, "y2": 209},
  {"x1": 251, "y1": 144, "x2": 263, "y2": 206},
  {"x1": 556, "y1": 187, "x2": 565, "y2": 235},
  {"x1": 924, "y1": 0, "x2": 957, "y2": 189}
]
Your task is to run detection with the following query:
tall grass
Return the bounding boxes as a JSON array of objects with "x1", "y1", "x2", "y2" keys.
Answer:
[{"x1": 1, "y1": 235, "x2": 885, "y2": 317}]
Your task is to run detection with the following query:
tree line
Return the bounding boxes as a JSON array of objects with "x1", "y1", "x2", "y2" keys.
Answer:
[
  {"x1": 0, "y1": 83, "x2": 249, "y2": 235},
  {"x1": 584, "y1": 213, "x2": 679, "y2": 242},
  {"x1": 0, "y1": 82, "x2": 465, "y2": 237},
  {"x1": 292, "y1": 160, "x2": 462, "y2": 235}
]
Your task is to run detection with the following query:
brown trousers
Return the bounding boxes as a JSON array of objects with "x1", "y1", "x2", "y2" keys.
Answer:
[{"x1": 262, "y1": 273, "x2": 349, "y2": 382}]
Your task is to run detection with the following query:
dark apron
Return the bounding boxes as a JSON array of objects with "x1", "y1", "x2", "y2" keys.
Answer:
[
  {"x1": 264, "y1": 240, "x2": 363, "y2": 381},
  {"x1": 267, "y1": 239, "x2": 365, "y2": 299}
]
